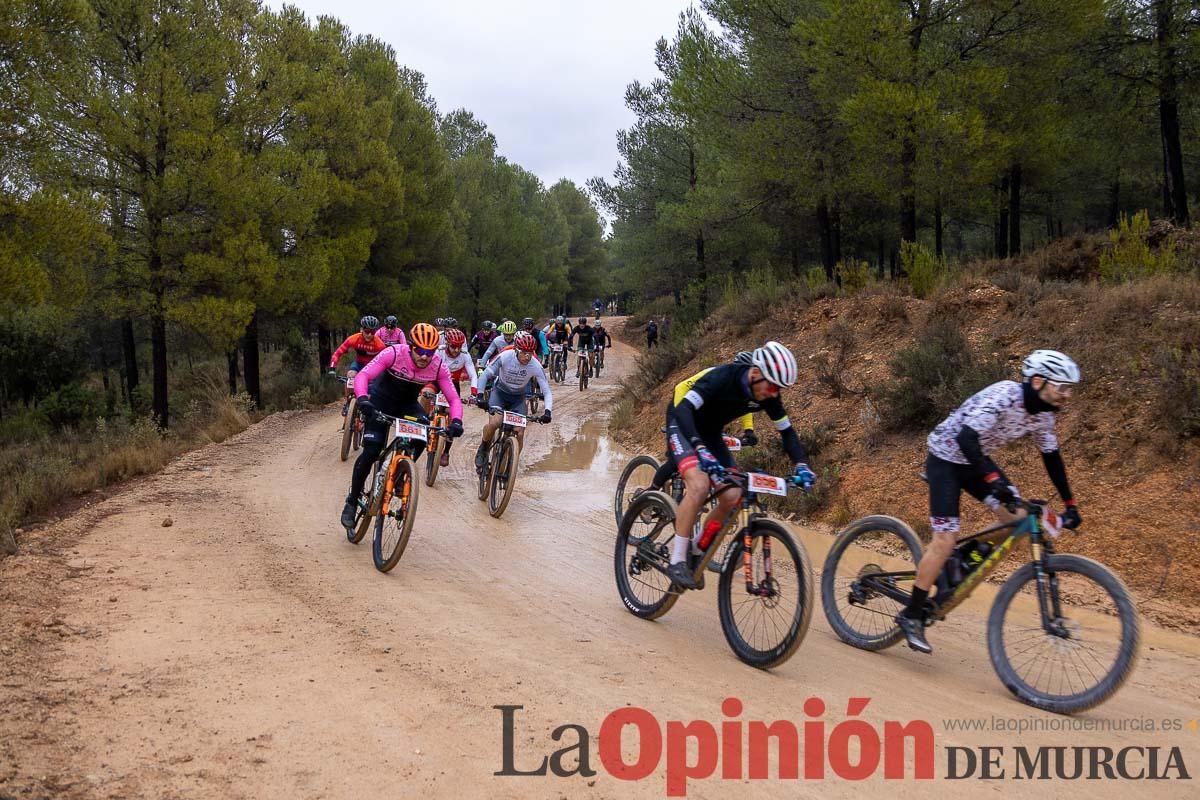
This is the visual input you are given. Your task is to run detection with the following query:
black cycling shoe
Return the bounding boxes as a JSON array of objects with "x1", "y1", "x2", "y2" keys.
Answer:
[
  {"x1": 474, "y1": 443, "x2": 490, "y2": 470},
  {"x1": 667, "y1": 561, "x2": 701, "y2": 591},
  {"x1": 896, "y1": 613, "x2": 932, "y2": 654},
  {"x1": 340, "y1": 499, "x2": 357, "y2": 530}
]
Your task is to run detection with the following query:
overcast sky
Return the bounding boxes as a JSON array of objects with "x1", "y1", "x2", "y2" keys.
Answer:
[{"x1": 267, "y1": 1, "x2": 691, "y2": 195}]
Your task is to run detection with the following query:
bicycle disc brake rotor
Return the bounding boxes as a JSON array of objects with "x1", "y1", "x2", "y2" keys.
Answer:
[
  {"x1": 849, "y1": 563, "x2": 888, "y2": 605},
  {"x1": 1045, "y1": 617, "x2": 1082, "y2": 652}
]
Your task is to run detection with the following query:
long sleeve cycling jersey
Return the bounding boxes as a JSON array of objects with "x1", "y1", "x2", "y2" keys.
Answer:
[
  {"x1": 672, "y1": 363, "x2": 805, "y2": 464},
  {"x1": 470, "y1": 329, "x2": 497, "y2": 356},
  {"x1": 673, "y1": 368, "x2": 753, "y2": 432},
  {"x1": 330, "y1": 332, "x2": 387, "y2": 369},
  {"x1": 441, "y1": 348, "x2": 478, "y2": 394},
  {"x1": 593, "y1": 327, "x2": 612, "y2": 347},
  {"x1": 476, "y1": 350, "x2": 553, "y2": 411},
  {"x1": 927, "y1": 380, "x2": 1072, "y2": 502},
  {"x1": 379, "y1": 326, "x2": 407, "y2": 346},
  {"x1": 354, "y1": 344, "x2": 463, "y2": 421},
  {"x1": 481, "y1": 334, "x2": 515, "y2": 365},
  {"x1": 531, "y1": 328, "x2": 550, "y2": 360},
  {"x1": 569, "y1": 325, "x2": 595, "y2": 349}
]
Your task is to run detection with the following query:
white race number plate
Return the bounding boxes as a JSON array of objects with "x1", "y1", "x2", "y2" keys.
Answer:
[
  {"x1": 722, "y1": 434, "x2": 742, "y2": 452},
  {"x1": 747, "y1": 473, "x2": 788, "y2": 497},
  {"x1": 394, "y1": 420, "x2": 428, "y2": 442},
  {"x1": 435, "y1": 393, "x2": 448, "y2": 408},
  {"x1": 502, "y1": 411, "x2": 527, "y2": 428}
]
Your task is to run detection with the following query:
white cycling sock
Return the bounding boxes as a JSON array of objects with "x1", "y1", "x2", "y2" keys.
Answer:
[{"x1": 670, "y1": 535, "x2": 691, "y2": 565}]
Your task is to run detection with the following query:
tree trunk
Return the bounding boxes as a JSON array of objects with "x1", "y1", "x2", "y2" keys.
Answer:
[
  {"x1": 997, "y1": 176, "x2": 1010, "y2": 259},
  {"x1": 1108, "y1": 178, "x2": 1121, "y2": 228},
  {"x1": 832, "y1": 199, "x2": 843, "y2": 266},
  {"x1": 695, "y1": 231, "x2": 706, "y2": 317},
  {"x1": 934, "y1": 195, "x2": 944, "y2": 258},
  {"x1": 1008, "y1": 163, "x2": 1022, "y2": 256},
  {"x1": 877, "y1": 236, "x2": 886, "y2": 278},
  {"x1": 121, "y1": 318, "x2": 139, "y2": 406},
  {"x1": 817, "y1": 198, "x2": 835, "y2": 280},
  {"x1": 318, "y1": 325, "x2": 332, "y2": 374},
  {"x1": 899, "y1": 136, "x2": 917, "y2": 246},
  {"x1": 228, "y1": 350, "x2": 239, "y2": 395},
  {"x1": 151, "y1": 311, "x2": 168, "y2": 429},
  {"x1": 1157, "y1": 0, "x2": 1190, "y2": 225},
  {"x1": 1, "y1": 526, "x2": 16, "y2": 556},
  {"x1": 243, "y1": 310, "x2": 261, "y2": 408}
]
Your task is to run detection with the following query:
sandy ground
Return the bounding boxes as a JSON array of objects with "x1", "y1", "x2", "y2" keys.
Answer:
[{"x1": 2, "y1": 332, "x2": 1198, "y2": 799}]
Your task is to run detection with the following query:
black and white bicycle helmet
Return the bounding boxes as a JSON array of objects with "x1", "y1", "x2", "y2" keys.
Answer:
[
  {"x1": 360, "y1": 315, "x2": 379, "y2": 330},
  {"x1": 1021, "y1": 349, "x2": 1080, "y2": 384},
  {"x1": 733, "y1": 351, "x2": 754, "y2": 365},
  {"x1": 751, "y1": 341, "x2": 798, "y2": 387}
]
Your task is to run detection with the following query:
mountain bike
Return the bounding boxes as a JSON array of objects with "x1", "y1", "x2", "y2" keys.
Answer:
[
  {"x1": 476, "y1": 409, "x2": 547, "y2": 519},
  {"x1": 343, "y1": 411, "x2": 443, "y2": 573},
  {"x1": 337, "y1": 375, "x2": 365, "y2": 462},
  {"x1": 423, "y1": 393, "x2": 452, "y2": 487},
  {"x1": 595, "y1": 344, "x2": 606, "y2": 374},
  {"x1": 575, "y1": 346, "x2": 592, "y2": 390},
  {"x1": 549, "y1": 343, "x2": 566, "y2": 383},
  {"x1": 614, "y1": 468, "x2": 814, "y2": 668},
  {"x1": 527, "y1": 381, "x2": 543, "y2": 417},
  {"x1": 821, "y1": 496, "x2": 1139, "y2": 714}
]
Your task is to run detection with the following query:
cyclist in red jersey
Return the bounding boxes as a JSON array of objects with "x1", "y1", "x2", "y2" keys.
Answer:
[{"x1": 328, "y1": 316, "x2": 386, "y2": 414}]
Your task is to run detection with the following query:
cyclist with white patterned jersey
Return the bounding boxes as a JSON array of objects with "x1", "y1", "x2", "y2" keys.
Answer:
[
  {"x1": 473, "y1": 332, "x2": 553, "y2": 468},
  {"x1": 663, "y1": 342, "x2": 816, "y2": 590},
  {"x1": 896, "y1": 349, "x2": 1083, "y2": 654}
]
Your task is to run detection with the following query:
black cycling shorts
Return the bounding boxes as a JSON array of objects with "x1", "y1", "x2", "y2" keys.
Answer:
[{"x1": 926, "y1": 452, "x2": 1007, "y2": 518}]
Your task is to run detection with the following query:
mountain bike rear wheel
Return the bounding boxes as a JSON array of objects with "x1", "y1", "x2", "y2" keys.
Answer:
[
  {"x1": 820, "y1": 515, "x2": 922, "y2": 651},
  {"x1": 613, "y1": 454, "x2": 660, "y2": 529},
  {"x1": 614, "y1": 491, "x2": 679, "y2": 620},
  {"x1": 718, "y1": 520, "x2": 814, "y2": 669},
  {"x1": 373, "y1": 457, "x2": 419, "y2": 573},
  {"x1": 988, "y1": 554, "x2": 1139, "y2": 714},
  {"x1": 424, "y1": 433, "x2": 446, "y2": 487}
]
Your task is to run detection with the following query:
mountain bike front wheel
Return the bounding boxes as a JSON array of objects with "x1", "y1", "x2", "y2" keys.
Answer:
[
  {"x1": 718, "y1": 520, "x2": 814, "y2": 669},
  {"x1": 988, "y1": 554, "x2": 1139, "y2": 714},
  {"x1": 373, "y1": 456, "x2": 419, "y2": 573},
  {"x1": 487, "y1": 436, "x2": 520, "y2": 518},
  {"x1": 424, "y1": 433, "x2": 446, "y2": 487},
  {"x1": 339, "y1": 397, "x2": 358, "y2": 462},
  {"x1": 349, "y1": 454, "x2": 389, "y2": 544}
]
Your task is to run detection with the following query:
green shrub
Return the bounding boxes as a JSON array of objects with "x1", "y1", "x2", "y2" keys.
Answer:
[
  {"x1": 875, "y1": 318, "x2": 1006, "y2": 431},
  {"x1": 902, "y1": 240, "x2": 944, "y2": 299},
  {"x1": 835, "y1": 260, "x2": 873, "y2": 294},
  {"x1": 1100, "y1": 210, "x2": 1178, "y2": 283},
  {"x1": 39, "y1": 382, "x2": 105, "y2": 429}
]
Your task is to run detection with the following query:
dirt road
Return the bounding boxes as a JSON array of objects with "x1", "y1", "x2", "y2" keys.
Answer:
[{"x1": 3, "y1": 333, "x2": 1198, "y2": 799}]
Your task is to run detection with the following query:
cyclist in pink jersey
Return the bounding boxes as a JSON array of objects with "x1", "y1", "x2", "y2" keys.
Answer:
[{"x1": 339, "y1": 323, "x2": 464, "y2": 528}]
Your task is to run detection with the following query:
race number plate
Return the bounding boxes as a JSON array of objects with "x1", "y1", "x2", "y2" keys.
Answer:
[
  {"x1": 394, "y1": 420, "x2": 428, "y2": 442},
  {"x1": 551, "y1": 344, "x2": 564, "y2": 352},
  {"x1": 722, "y1": 434, "x2": 742, "y2": 452},
  {"x1": 435, "y1": 393, "x2": 449, "y2": 408},
  {"x1": 502, "y1": 411, "x2": 527, "y2": 428},
  {"x1": 747, "y1": 473, "x2": 787, "y2": 497}
]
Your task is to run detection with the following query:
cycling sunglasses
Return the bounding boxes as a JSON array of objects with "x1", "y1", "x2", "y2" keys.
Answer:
[
  {"x1": 412, "y1": 346, "x2": 437, "y2": 358},
  {"x1": 1044, "y1": 379, "x2": 1076, "y2": 394},
  {"x1": 751, "y1": 377, "x2": 780, "y2": 397}
]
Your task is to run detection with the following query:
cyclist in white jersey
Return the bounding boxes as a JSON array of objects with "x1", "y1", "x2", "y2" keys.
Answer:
[
  {"x1": 473, "y1": 332, "x2": 552, "y2": 467},
  {"x1": 897, "y1": 349, "x2": 1083, "y2": 654}
]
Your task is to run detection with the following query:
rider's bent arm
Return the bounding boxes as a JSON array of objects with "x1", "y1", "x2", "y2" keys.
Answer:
[
  {"x1": 762, "y1": 397, "x2": 808, "y2": 465},
  {"x1": 330, "y1": 335, "x2": 357, "y2": 368},
  {"x1": 533, "y1": 364, "x2": 553, "y2": 412},
  {"x1": 671, "y1": 397, "x2": 703, "y2": 447},
  {"x1": 956, "y1": 425, "x2": 1004, "y2": 481},
  {"x1": 461, "y1": 354, "x2": 479, "y2": 393},
  {"x1": 433, "y1": 363, "x2": 464, "y2": 420},
  {"x1": 1041, "y1": 449, "x2": 1075, "y2": 505},
  {"x1": 475, "y1": 359, "x2": 499, "y2": 395},
  {"x1": 481, "y1": 337, "x2": 502, "y2": 364},
  {"x1": 740, "y1": 413, "x2": 754, "y2": 432}
]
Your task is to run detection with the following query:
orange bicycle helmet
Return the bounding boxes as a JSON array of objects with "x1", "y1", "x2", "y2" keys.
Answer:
[
  {"x1": 410, "y1": 322, "x2": 440, "y2": 351},
  {"x1": 445, "y1": 328, "x2": 466, "y2": 348}
]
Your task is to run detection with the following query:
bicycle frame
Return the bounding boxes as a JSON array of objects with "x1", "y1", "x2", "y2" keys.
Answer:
[{"x1": 855, "y1": 504, "x2": 1056, "y2": 622}]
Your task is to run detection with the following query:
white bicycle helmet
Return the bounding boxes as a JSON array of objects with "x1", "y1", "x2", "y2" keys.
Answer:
[
  {"x1": 733, "y1": 351, "x2": 754, "y2": 365},
  {"x1": 751, "y1": 341, "x2": 798, "y2": 387},
  {"x1": 1021, "y1": 349, "x2": 1080, "y2": 384}
]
